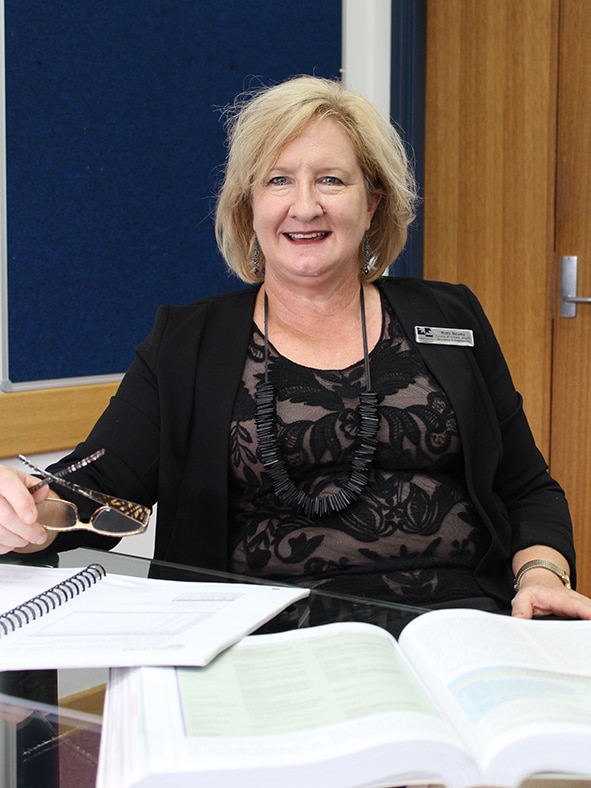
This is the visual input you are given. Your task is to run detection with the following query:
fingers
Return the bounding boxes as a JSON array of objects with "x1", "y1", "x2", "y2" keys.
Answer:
[
  {"x1": 0, "y1": 465, "x2": 49, "y2": 553},
  {"x1": 511, "y1": 591, "x2": 535, "y2": 619},
  {"x1": 512, "y1": 585, "x2": 591, "y2": 620}
]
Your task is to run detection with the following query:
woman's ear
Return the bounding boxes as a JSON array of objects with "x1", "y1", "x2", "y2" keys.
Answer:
[{"x1": 366, "y1": 193, "x2": 381, "y2": 227}]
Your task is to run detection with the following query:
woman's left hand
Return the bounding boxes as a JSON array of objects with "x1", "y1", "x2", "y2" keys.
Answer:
[
  {"x1": 512, "y1": 581, "x2": 591, "y2": 619},
  {"x1": 511, "y1": 546, "x2": 591, "y2": 619}
]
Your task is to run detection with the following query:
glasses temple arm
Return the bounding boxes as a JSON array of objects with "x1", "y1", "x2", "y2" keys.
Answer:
[
  {"x1": 25, "y1": 449, "x2": 106, "y2": 495},
  {"x1": 22, "y1": 462, "x2": 115, "y2": 508},
  {"x1": 19, "y1": 455, "x2": 135, "y2": 506},
  {"x1": 20, "y1": 455, "x2": 151, "y2": 525}
]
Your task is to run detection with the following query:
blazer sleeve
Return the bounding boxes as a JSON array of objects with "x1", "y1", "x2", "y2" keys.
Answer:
[
  {"x1": 45, "y1": 287, "x2": 256, "y2": 564},
  {"x1": 455, "y1": 284, "x2": 576, "y2": 574},
  {"x1": 381, "y1": 277, "x2": 576, "y2": 593},
  {"x1": 44, "y1": 303, "x2": 183, "y2": 551}
]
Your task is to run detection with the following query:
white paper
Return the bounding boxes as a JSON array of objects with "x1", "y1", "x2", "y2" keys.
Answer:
[{"x1": 0, "y1": 564, "x2": 309, "y2": 669}]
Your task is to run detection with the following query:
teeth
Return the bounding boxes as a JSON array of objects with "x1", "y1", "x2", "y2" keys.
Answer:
[{"x1": 287, "y1": 232, "x2": 328, "y2": 240}]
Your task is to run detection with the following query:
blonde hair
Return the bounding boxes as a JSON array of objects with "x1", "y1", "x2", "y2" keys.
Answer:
[{"x1": 215, "y1": 75, "x2": 418, "y2": 283}]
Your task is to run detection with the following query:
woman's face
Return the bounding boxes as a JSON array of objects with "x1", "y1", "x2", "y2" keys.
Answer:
[{"x1": 251, "y1": 118, "x2": 379, "y2": 285}]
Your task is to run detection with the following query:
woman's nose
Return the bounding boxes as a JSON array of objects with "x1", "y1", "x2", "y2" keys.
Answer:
[{"x1": 289, "y1": 182, "x2": 323, "y2": 221}]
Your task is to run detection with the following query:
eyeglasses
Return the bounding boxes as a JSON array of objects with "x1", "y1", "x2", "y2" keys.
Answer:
[{"x1": 20, "y1": 450, "x2": 151, "y2": 537}]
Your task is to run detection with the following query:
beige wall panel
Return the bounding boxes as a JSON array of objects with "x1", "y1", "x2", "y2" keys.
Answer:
[{"x1": 0, "y1": 383, "x2": 118, "y2": 459}]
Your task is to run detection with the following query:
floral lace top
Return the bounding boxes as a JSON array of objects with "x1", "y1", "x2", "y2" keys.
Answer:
[{"x1": 227, "y1": 294, "x2": 490, "y2": 605}]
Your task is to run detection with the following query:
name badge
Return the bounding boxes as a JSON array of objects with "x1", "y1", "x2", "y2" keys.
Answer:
[{"x1": 414, "y1": 326, "x2": 474, "y2": 347}]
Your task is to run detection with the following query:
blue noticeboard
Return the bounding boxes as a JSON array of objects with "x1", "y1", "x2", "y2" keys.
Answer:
[{"x1": 3, "y1": 1, "x2": 341, "y2": 386}]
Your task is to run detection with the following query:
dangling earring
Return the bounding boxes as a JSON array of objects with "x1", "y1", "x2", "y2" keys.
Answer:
[
  {"x1": 253, "y1": 238, "x2": 261, "y2": 276},
  {"x1": 363, "y1": 233, "x2": 372, "y2": 276}
]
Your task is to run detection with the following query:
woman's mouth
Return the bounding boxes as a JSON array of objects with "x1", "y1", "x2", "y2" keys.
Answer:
[{"x1": 285, "y1": 232, "x2": 329, "y2": 241}]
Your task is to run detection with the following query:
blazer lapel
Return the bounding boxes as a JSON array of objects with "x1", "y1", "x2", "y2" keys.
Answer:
[
  {"x1": 175, "y1": 286, "x2": 259, "y2": 570},
  {"x1": 378, "y1": 278, "x2": 503, "y2": 517}
]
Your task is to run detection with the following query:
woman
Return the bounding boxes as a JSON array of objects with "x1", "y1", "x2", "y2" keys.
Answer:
[{"x1": 1, "y1": 76, "x2": 589, "y2": 619}]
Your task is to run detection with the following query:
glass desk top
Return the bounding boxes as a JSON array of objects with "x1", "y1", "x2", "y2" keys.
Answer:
[{"x1": 0, "y1": 547, "x2": 428, "y2": 788}]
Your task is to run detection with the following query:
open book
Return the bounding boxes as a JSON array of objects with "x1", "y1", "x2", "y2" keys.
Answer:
[
  {"x1": 0, "y1": 563, "x2": 308, "y2": 669},
  {"x1": 98, "y1": 609, "x2": 591, "y2": 788}
]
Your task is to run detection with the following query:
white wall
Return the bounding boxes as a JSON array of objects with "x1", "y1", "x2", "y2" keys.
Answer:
[{"x1": 341, "y1": 0, "x2": 391, "y2": 119}]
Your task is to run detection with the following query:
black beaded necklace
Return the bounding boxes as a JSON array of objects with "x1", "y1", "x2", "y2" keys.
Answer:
[{"x1": 255, "y1": 287, "x2": 380, "y2": 518}]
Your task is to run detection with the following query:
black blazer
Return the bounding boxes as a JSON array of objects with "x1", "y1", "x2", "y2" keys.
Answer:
[{"x1": 50, "y1": 277, "x2": 575, "y2": 606}]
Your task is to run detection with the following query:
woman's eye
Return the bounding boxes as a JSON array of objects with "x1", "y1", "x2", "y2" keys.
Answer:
[{"x1": 268, "y1": 175, "x2": 289, "y2": 186}]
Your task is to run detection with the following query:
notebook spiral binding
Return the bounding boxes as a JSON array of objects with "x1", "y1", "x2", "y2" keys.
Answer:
[{"x1": 0, "y1": 563, "x2": 106, "y2": 637}]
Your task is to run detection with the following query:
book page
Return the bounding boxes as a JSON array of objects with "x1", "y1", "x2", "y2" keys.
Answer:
[
  {"x1": 399, "y1": 609, "x2": 591, "y2": 782},
  {"x1": 401, "y1": 609, "x2": 591, "y2": 679},
  {"x1": 1, "y1": 564, "x2": 84, "y2": 609},
  {"x1": 99, "y1": 624, "x2": 482, "y2": 788},
  {"x1": 0, "y1": 564, "x2": 309, "y2": 669},
  {"x1": 167, "y1": 622, "x2": 473, "y2": 769},
  {"x1": 178, "y1": 623, "x2": 437, "y2": 736}
]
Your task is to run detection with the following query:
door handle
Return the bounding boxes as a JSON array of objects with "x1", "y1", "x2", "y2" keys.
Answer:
[{"x1": 561, "y1": 255, "x2": 591, "y2": 317}]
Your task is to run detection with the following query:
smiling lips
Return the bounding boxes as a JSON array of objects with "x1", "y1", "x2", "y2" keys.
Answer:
[{"x1": 285, "y1": 232, "x2": 330, "y2": 241}]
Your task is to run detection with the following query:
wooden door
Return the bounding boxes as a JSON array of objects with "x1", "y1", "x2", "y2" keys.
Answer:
[
  {"x1": 424, "y1": 0, "x2": 591, "y2": 595},
  {"x1": 423, "y1": 0, "x2": 559, "y2": 458},
  {"x1": 551, "y1": 0, "x2": 591, "y2": 596}
]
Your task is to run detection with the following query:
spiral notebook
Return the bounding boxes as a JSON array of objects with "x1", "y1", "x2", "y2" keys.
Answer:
[{"x1": 0, "y1": 562, "x2": 309, "y2": 670}]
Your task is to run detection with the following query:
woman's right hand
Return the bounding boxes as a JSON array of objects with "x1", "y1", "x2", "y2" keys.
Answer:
[{"x1": 0, "y1": 465, "x2": 53, "y2": 554}]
